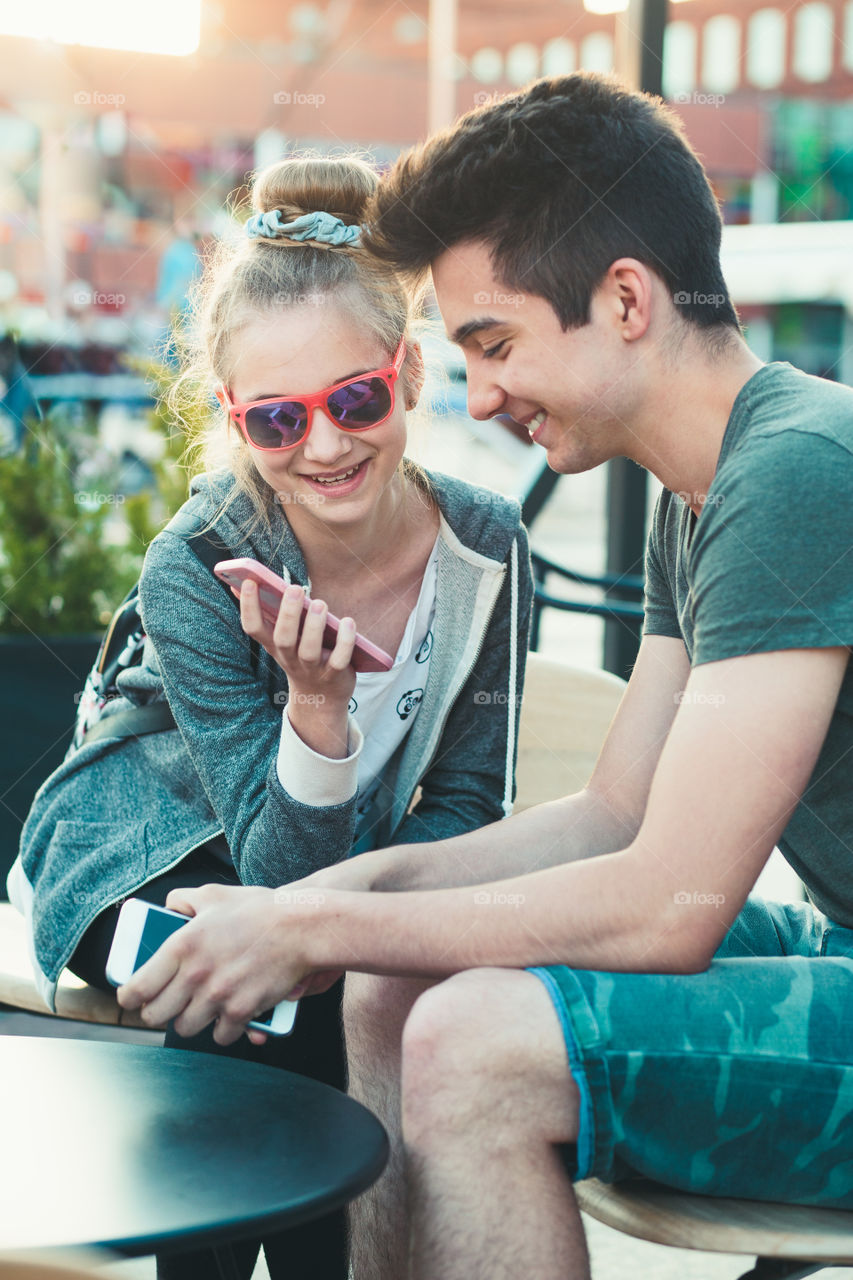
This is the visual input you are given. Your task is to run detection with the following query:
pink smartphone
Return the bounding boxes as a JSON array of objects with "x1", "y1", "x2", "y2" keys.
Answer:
[{"x1": 214, "y1": 558, "x2": 394, "y2": 673}]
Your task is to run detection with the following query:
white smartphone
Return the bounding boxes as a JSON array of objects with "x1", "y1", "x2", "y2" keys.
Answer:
[{"x1": 105, "y1": 898, "x2": 299, "y2": 1036}]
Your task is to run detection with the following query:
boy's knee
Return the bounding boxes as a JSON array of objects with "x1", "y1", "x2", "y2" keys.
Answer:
[
  {"x1": 344, "y1": 972, "x2": 435, "y2": 1055},
  {"x1": 400, "y1": 970, "x2": 520, "y2": 1116},
  {"x1": 400, "y1": 969, "x2": 581, "y2": 1144}
]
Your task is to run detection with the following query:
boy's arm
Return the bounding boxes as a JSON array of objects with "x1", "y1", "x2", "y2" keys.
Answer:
[
  {"x1": 302, "y1": 644, "x2": 847, "y2": 977},
  {"x1": 117, "y1": 643, "x2": 848, "y2": 1044},
  {"x1": 309, "y1": 633, "x2": 693, "y2": 892}
]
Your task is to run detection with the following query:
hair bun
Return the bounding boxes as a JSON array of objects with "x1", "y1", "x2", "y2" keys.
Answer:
[{"x1": 252, "y1": 156, "x2": 377, "y2": 232}]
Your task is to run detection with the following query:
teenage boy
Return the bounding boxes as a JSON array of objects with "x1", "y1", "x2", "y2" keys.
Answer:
[{"x1": 121, "y1": 74, "x2": 853, "y2": 1280}]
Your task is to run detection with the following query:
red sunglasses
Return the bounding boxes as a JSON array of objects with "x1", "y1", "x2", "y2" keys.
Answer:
[{"x1": 222, "y1": 339, "x2": 407, "y2": 452}]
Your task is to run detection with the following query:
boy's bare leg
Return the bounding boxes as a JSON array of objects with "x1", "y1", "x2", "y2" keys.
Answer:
[
  {"x1": 344, "y1": 973, "x2": 437, "y2": 1279},
  {"x1": 401, "y1": 968, "x2": 587, "y2": 1280}
]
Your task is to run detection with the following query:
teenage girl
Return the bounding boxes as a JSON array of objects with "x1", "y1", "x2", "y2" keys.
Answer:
[{"x1": 11, "y1": 155, "x2": 533, "y2": 1280}]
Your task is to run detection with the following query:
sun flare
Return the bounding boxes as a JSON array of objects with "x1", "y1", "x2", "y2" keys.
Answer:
[{"x1": 0, "y1": 0, "x2": 201, "y2": 57}]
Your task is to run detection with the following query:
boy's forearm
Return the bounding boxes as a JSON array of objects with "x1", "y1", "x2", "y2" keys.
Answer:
[
  {"x1": 320, "y1": 788, "x2": 639, "y2": 894},
  {"x1": 304, "y1": 847, "x2": 698, "y2": 979}
]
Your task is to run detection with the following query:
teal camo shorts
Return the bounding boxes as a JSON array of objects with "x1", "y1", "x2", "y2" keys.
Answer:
[{"x1": 529, "y1": 896, "x2": 853, "y2": 1207}]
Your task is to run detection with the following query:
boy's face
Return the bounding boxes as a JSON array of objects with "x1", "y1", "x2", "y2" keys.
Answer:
[{"x1": 431, "y1": 240, "x2": 645, "y2": 476}]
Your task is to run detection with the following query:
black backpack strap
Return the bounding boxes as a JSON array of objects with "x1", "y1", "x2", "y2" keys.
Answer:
[{"x1": 83, "y1": 701, "x2": 176, "y2": 744}]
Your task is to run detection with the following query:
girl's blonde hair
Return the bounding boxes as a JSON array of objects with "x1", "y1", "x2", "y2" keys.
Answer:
[{"x1": 168, "y1": 154, "x2": 427, "y2": 540}]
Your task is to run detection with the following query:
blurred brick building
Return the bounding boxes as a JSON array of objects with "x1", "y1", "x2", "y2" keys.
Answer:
[{"x1": 0, "y1": 0, "x2": 851, "y2": 373}]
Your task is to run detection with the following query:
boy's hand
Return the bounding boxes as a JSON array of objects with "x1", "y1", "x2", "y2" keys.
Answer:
[{"x1": 116, "y1": 883, "x2": 317, "y2": 1045}]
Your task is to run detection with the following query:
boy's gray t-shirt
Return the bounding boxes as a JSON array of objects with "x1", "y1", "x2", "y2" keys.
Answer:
[{"x1": 643, "y1": 361, "x2": 853, "y2": 925}]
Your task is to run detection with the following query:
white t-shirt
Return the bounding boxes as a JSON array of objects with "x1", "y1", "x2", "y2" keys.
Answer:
[{"x1": 351, "y1": 541, "x2": 437, "y2": 839}]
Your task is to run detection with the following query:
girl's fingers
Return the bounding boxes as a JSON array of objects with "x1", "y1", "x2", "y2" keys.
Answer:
[
  {"x1": 296, "y1": 599, "x2": 329, "y2": 664},
  {"x1": 239, "y1": 580, "x2": 263, "y2": 634},
  {"x1": 273, "y1": 585, "x2": 306, "y2": 649},
  {"x1": 327, "y1": 617, "x2": 357, "y2": 671}
]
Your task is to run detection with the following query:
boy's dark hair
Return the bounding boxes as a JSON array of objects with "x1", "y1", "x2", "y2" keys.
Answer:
[{"x1": 366, "y1": 73, "x2": 739, "y2": 334}]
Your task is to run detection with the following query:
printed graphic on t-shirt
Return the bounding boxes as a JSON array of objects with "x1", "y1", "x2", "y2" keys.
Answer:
[
  {"x1": 396, "y1": 689, "x2": 424, "y2": 720},
  {"x1": 415, "y1": 631, "x2": 433, "y2": 663},
  {"x1": 348, "y1": 696, "x2": 358, "y2": 715}
]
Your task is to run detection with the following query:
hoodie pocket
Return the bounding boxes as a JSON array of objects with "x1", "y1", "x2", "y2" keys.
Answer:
[{"x1": 33, "y1": 818, "x2": 152, "y2": 981}]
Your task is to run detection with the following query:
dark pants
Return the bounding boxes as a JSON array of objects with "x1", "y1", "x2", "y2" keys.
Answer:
[{"x1": 69, "y1": 845, "x2": 348, "y2": 1280}]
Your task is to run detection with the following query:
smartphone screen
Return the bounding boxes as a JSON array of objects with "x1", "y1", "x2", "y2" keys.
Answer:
[
  {"x1": 134, "y1": 908, "x2": 277, "y2": 1025},
  {"x1": 137, "y1": 906, "x2": 186, "y2": 965}
]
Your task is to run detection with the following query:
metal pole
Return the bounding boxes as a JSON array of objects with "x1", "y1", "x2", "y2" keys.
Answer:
[
  {"x1": 602, "y1": 0, "x2": 667, "y2": 680},
  {"x1": 38, "y1": 122, "x2": 65, "y2": 323},
  {"x1": 428, "y1": 0, "x2": 458, "y2": 134}
]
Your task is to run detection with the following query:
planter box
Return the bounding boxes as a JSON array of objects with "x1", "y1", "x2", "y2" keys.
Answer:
[{"x1": 0, "y1": 634, "x2": 99, "y2": 897}]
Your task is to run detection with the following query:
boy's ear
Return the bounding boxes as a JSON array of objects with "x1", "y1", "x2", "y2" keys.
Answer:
[{"x1": 404, "y1": 340, "x2": 425, "y2": 411}]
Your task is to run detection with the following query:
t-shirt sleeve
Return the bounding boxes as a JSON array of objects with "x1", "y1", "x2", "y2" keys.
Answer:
[
  {"x1": 643, "y1": 487, "x2": 683, "y2": 640},
  {"x1": 690, "y1": 430, "x2": 853, "y2": 665}
]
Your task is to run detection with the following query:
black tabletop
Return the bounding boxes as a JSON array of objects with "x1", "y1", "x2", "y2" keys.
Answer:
[{"x1": 0, "y1": 1037, "x2": 388, "y2": 1256}]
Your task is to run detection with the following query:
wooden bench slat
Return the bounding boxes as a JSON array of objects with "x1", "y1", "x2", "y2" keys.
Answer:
[
  {"x1": 577, "y1": 1178, "x2": 853, "y2": 1262},
  {"x1": 515, "y1": 654, "x2": 626, "y2": 811},
  {"x1": 0, "y1": 903, "x2": 145, "y2": 1027}
]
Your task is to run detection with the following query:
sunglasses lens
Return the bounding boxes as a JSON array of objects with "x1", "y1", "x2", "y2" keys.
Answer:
[
  {"x1": 327, "y1": 377, "x2": 392, "y2": 428},
  {"x1": 244, "y1": 400, "x2": 308, "y2": 449}
]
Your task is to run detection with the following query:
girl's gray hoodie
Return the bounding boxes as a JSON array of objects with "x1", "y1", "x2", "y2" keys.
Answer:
[{"x1": 8, "y1": 466, "x2": 533, "y2": 1010}]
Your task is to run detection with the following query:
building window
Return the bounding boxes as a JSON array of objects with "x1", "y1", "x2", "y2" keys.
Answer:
[
  {"x1": 580, "y1": 32, "x2": 614, "y2": 73},
  {"x1": 663, "y1": 21, "x2": 697, "y2": 98},
  {"x1": 793, "y1": 3, "x2": 833, "y2": 82},
  {"x1": 506, "y1": 42, "x2": 540, "y2": 86},
  {"x1": 542, "y1": 37, "x2": 576, "y2": 76},
  {"x1": 701, "y1": 15, "x2": 741, "y2": 93},
  {"x1": 471, "y1": 47, "x2": 503, "y2": 83},
  {"x1": 746, "y1": 9, "x2": 786, "y2": 88}
]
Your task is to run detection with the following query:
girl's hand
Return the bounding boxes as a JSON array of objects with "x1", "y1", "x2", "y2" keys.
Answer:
[
  {"x1": 115, "y1": 883, "x2": 321, "y2": 1046},
  {"x1": 239, "y1": 581, "x2": 357, "y2": 758}
]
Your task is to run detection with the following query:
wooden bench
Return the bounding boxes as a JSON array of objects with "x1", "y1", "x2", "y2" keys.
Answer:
[
  {"x1": 0, "y1": 902, "x2": 145, "y2": 1028},
  {"x1": 514, "y1": 651, "x2": 627, "y2": 810},
  {"x1": 0, "y1": 1251, "x2": 122, "y2": 1278},
  {"x1": 577, "y1": 1178, "x2": 853, "y2": 1279}
]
